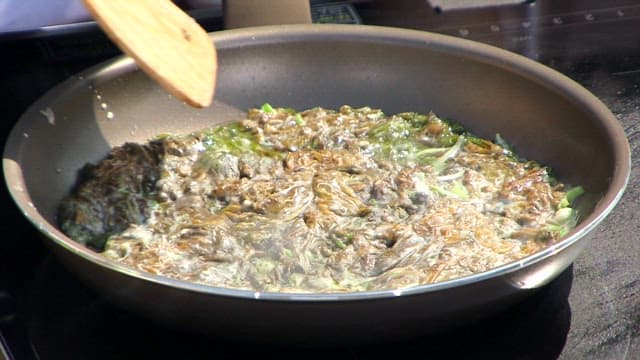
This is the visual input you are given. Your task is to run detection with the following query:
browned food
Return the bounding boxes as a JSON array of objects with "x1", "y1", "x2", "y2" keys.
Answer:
[{"x1": 58, "y1": 105, "x2": 583, "y2": 293}]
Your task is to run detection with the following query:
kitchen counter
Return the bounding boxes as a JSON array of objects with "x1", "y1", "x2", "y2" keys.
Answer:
[{"x1": 558, "y1": 70, "x2": 640, "y2": 359}]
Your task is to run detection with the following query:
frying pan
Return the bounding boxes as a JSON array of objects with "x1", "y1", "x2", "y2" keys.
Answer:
[{"x1": 3, "y1": 21, "x2": 630, "y2": 344}]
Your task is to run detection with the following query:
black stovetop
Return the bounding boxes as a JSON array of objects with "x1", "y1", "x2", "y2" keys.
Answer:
[{"x1": 1, "y1": 1, "x2": 639, "y2": 359}]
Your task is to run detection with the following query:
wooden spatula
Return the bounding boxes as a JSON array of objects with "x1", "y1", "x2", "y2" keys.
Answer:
[{"x1": 83, "y1": 0, "x2": 217, "y2": 108}]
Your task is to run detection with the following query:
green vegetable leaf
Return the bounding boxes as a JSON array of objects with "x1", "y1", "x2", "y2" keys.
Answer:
[
  {"x1": 546, "y1": 207, "x2": 579, "y2": 237},
  {"x1": 558, "y1": 186, "x2": 585, "y2": 209},
  {"x1": 431, "y1": 181, "x2": 469, "y2": 200},
  {"x1": 431, "y1": 135, "x2": 465, "y2": 173},
  {"x1": 261, "y1": 103, "x2": 275, "y2": 113}
]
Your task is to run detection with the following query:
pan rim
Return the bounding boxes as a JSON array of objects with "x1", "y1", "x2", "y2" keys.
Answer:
[{"x1": 3, "y1": 24, "x2": 631, "y2": 302}]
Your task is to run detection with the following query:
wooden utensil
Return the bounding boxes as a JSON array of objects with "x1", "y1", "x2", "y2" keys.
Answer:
[{"x1": 83, "y1": 0, "x2": 217, "y2": 108}]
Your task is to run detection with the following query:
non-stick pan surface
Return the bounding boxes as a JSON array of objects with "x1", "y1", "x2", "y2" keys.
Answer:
[{"x1": 3, "y1": 25, "x2": 630, "y2": 344}]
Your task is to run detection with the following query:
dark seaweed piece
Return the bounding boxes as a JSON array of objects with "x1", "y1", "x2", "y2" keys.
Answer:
[{"x1": 58, "y1": 142, "x2": 162, "y2": 250}]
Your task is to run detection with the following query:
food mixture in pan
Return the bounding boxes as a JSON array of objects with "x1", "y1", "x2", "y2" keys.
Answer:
[{"x1": 59, "y1": 105, "x2": 583, "y2": 293}]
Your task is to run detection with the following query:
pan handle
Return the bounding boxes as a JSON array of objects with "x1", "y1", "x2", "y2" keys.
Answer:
[{"x1": 223, "y1": 0, "x2": 312, "y2": 29}]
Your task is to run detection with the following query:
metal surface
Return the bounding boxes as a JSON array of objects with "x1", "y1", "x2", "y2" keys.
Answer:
[{"x1": 2, "y1": 24, "x2": 630, "y2": 344}]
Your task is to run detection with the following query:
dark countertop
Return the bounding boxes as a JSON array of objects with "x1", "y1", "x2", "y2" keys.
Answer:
[
  {"x1": 563, "y1": 69, "x2": 640, "y2": 359},
  {"x1": 1, "y1": 1, "x2": 639, "y2": 359},
  {"x1": 558, "y1": 71, "x2": 640, "y2": 359}
]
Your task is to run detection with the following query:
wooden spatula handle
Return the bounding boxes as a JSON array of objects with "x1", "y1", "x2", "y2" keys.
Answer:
[{"x1": 84, "y1": 0, "x2": 217, "y2": 108}]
